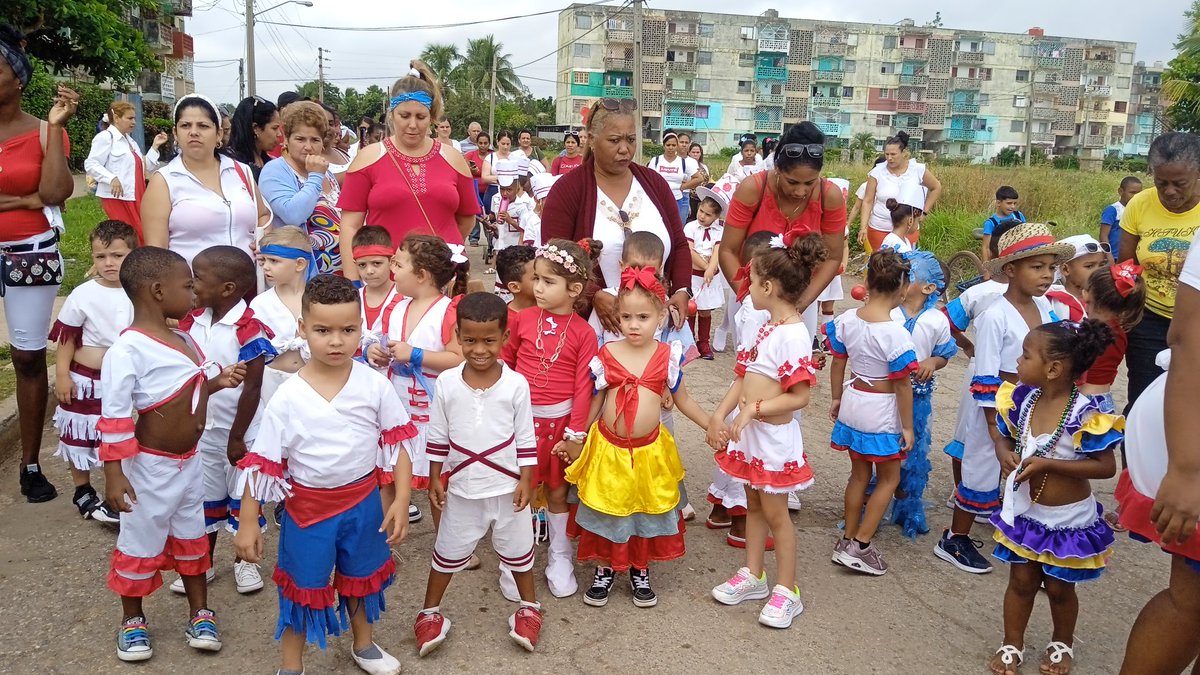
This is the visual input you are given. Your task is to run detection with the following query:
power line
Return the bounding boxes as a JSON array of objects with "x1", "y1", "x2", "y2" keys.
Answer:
[{"x1": 256, "y1": 0, "x2": 618, "y2": 32}]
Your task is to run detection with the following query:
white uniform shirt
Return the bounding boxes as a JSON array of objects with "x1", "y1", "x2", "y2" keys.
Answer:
[
  {"x1": 684, "y1": 219, "x2": 724, "y2": 262},
  {"x1": 972, "y1": 296, "x2": 1057, "y2": 407},
  {"x1": 183, "y1": 300, "x2": 275, "y2": 440},
  {"x1": 250, "y1": 288, "x2": 306, "y2": 357},
  {"x1": 881, "y1": 232, "x2": 914, "y2": 253},
  {"x1": 490, "y1": 192, "x2": 536, "y2": 252},
  {"x1": 160, "y1": 155, "x2": 260, "y2": 266},
  {"x1": 826, "y1": 309, "x2": 919, "y2": 382},
  {"x1": 54, "y1": 280, "x2": 133, "y2": 348},
  {"x1": 594, "y1": 180, "x2": 670, "y2": 288},
  {"x1": 891, "y1": 305, "x2": 956, "y2": 362},
  {"x1": 84, "y1": 126, "x2": 163, "y2": 201}
]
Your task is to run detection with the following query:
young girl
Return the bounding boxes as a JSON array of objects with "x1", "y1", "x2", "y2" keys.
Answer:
[
  {"x1": 1046, "y1": 235, "x2": 1108, "y2": 322},
  {"x1": 889, "y1": 251, "x2": 956, "y2": 538},
  {"x1": 879, "y1": 185, "x2": 923, "y2": 254},
  {"x1": 370, "y1": 234, "x2": 467, "y2": 524},
  {"x1": 558, "y1": 267, "x2": 710, "y2": 608},
  {"x1": 250, "y1": 227, "x2": 315, "y2": 404},
  {"x1": 501, "y1": 239, "x2": 601, "y2": 599},
  {"x1": 989, "y1": 320, "x2": 1122, "y2": 675},
  {"x1": 708, "y1": 232, "x2": 824, "y2": 629},
  {"x1": 827, "y1": 249, "x2": 918, "y2": 576},
  {"x1": 684, "y1": 194, "x2": 727, "y2": 359}
]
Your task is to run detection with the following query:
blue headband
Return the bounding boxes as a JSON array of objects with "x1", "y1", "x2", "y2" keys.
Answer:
[
  {"x1": 390, "y1": 91, "x2": 433, "y2": 110},
  {"x1": 261, "y1": 244, "x2": 318, "y2": 282}
]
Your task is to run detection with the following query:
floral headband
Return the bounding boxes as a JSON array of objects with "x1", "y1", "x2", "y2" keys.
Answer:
[
  {"x1": 537, "y1": 244, "x2": 579, "y2": 275},
  {"x1": 1111, "y1": 259, "x2": 1143, "y2": 298},
  {"x1": 620, "y1": 265, "x2": 666, "y2": 301}
]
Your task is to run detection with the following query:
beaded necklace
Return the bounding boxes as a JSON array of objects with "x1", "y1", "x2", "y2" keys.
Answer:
[
  {"x1": 531, "y1": 310, "x2": 574, "y2": 388},
  {"x1": 747, "y1": 313, "x2": 798, "y2": 363},
  {"x1": 1012, "y1": 386, "x2": 1078, "y2": 503}
]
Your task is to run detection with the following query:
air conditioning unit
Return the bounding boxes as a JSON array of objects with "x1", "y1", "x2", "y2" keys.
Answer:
[{"x1": 741, "y1": 27, "x2": 756, "y2": 40}]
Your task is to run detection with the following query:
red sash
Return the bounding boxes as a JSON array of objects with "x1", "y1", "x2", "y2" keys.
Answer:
[{"x1": 286, "y1": 472, "x2": 377, "y2": 528}]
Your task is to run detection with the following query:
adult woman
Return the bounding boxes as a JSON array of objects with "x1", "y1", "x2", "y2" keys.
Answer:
[
  {"x1": 224, "y1": 95, "x2": 280, "y2": 181},
  {"x1": 142, "y1": 94, "x2": 273, "y2": 266},
  {"x1": 717, "y1": 121, "x2": 846, "y2": 335},
  {"x1": 541, "y1": 98, "x2": 692, "y2": 328},
  {"x1": 84, "y1": 100, "x2": 168, "y2": 240},
  {"x1": 1118, "y1": 132, "x2": 1200, "y2": 409},
  {"x1": 219, "y1": 108, "x2": 232, "y2": 149},
  {"x1": 435, "y1": 115, "x2": 461, "y2": 153},
  {"x1": 649, "y1": 129, "x2": 705, "y2": 227},
  {"x1": 259, "y1": 101, "x2": 343, "y2": 274},
  {"x1": 464, "y1": 131, "x2": 493, "y2": 246},
  {"x1": 515, "y1": 129, "x2": 544, "y2": 173},
  {"x1": 859, "y1": 130, "x2": 941, "y2": 250},
  {"x1": 319, "y1": 103, "x2": 352, "y2": 178},
  {"x1": 337, "y1": 61, "x2": 479, "y2": 279},
  {"x1": 0, "y1": 25, "x2": 78, "y2": 502},
  {"x1": 551, "y1": 129, "x2": 583, "y2": 176},
  {"x1": 482, "y1": 130, "x2": 516, "y2": 195},
  {"x1": 725, "y1": 138, "x2": 764, "y2": 181},
  {"x1": 686, "y1": 141, "x2": 710, "y2": 221}
]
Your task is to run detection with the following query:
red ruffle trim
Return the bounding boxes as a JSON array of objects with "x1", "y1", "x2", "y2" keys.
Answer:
[
  {"x1": 969, "y1": 382, "x2": 1001, "y2": 397},
  {"x1": 174, "y1": 556, "x2": 212, "y2": 576},
  {"x1": 1116, "y1": 470, "x2": 1200, "y2": 560},
  {"x1": 381, "y1": 422, "x2": 418, "y2": 445},
  {"x1": 954, "y1": 487, "x2": 1000, "y2": 511},
  {"x1": 715, "y1": 451, "x2": 815, "y2": 490},
  {"x1": 411, "y1": 474, "x2": 430, "y2": 490},
  {"x1": 705, "y1": 492, "x2": 747, "y2": 516},
  {"x1": 99, "y1": 438, "x2": 139, "y2": 462},
  {"x1": 48, "y1": 320, "x2": 83, "y2": 347},
  {"x1": 780, "y1": 370, "x2": 816, "y2": 391},
  {"x1": 236, "y1": 453, "x2": 285, "y2": 478},
  {"x1": 273, "y1": 566, "x2": 336, "y2": 609},
  {"x1": 567, "y1": 507, "x2": 686, "y2": 571},
  {"x1": 97, "y1": 417, "x2": 135, "y2": 434},
  {"x1": 106, "y1": 568, "x2": 163, "y2": 597},
  {"x1": 378, "y1": 470, "x2": 394, "y2": 486},
  {"x1": 111, "y1": 549, "x2": 168, "y2": 575},
  {"x1": 887, "y1": 361, "x2": 920, "y2": 380},
  {"x1": 165, "y1": 535, "x2": 210, "y2": 559},
  {"x1": 832, "y1": 444, "x2": 907, "y2": 463},
  {"x1": 334, "y1": 557, "x2": 396, "y2": 598}
]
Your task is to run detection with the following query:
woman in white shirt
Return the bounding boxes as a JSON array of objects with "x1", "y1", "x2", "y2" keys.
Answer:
[
  {"x1": 725, "y1": 138, "x2": 765, "y2": 181},
  {"x1": 84, "y1": 100, "x2": 167, "y2": 240},
  {"x1": 435, "y1": 115, "x2": 462, "y2": 153},
  {"x1": 649, "y1": 130, "x2": 705, "y2": 227},
  {"x1": 860, "y1": 130, "x2": 941, "y2": 250}
]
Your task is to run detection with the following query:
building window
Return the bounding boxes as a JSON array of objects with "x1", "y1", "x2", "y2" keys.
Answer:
[
  {"x1": 1117, "y1": 76, "x2": 1131, "y2": 89},
  {"x1": 695, "y1": 78, "x2": 710, "y2": 92},
  {"x1": 978, "y1": 93, "x2": 990, "y2": 105},
  {"x1": 738, "y1": 53, "x2": 755, "y2": 67},
  {"x1": 880, "y1": 62, "x2": 898, "y2": 74},
  {"x1": 695, "y1": 105, "x2": 710, "y2": 120},
  {"x1": 697, "y1": 51, "x2": 712, "y2": 65},
  {"x1": 575, "y1": 14, "x2": 592, "y2": 29},
  {"x1": 574, "y1": 44, "x2": 590, "y2": 58},
  {"x1": 839, "y1": 112, "x2": 851, "y2": 125},
  {"x1": 842, "y1": 86, "x2": 854, "y2": 97},
  {"x1": 740, "y1": 26, "x2": 756, "y2": 40},
  {"x1": 879, "y1": 88, "x2": 891, "y2": 99},
  {"x1": 692, "y1": 131, "x2": 707, "y2": 144},
  {"x1": 735, "y1": 106, "x2": 753, "y2": 120},
  {"x1": 668, "y1": 22, "x2": 695, "y2": 34},
  {"x1": 770, "y1": 83, "x2": 783, "y2": 95},
  {"x1": 875, "y1": 114, "x2": 891, "y2": 126},
  {"x1": 844, "y1": 60, "x2": 857, "y2": 73},
  {"x1": 606, "y1": 17, "x2": 631, "y2": 30},
  {"x1": 1120, "y1": 51, "x2": 1134, "y2": 64},
  {"x1": 737, "y1": 80, "x2": 752, "y2": 94},
  {"x1": 1011, "y1": 120, "x2": 1025, "y2": 133},
  {"x1": 1016, "y1": 70, "x2": 1030, "y2": 82},
  {"x1": 699, "y1": 23, "x2": 714, "y2": 37},
  {"x1": 1013, "y1": 95, "x2": 1027, "y2": 107},
  {"x1": 1114, "y1": 101, "x2": 1128, "y2": 113},
  {"x1": 980, "y1": 68, "x2": 993, "y2": 80},
  {"x1": 883, "y1": 35, "x2": 898, "y2": 49},
  {"x1": 572, "y1": 71, "x2": 591, "y2": 85}
]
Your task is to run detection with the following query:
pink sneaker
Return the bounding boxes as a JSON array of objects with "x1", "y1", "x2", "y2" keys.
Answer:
[{"x1": 508, "y1": 605, "x2": 543, "y2": 651}]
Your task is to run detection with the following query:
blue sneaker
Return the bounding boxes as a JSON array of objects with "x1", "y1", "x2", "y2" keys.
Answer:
[
  {"x1": 185, "y1": 609, "x2": 223, "y2": 652},
  {"x1": 933, "y1": 530, "x2": 993, "y2": 574},
  {"x1": 116, "y1": 616, "x2": 153, "y2": 662}
]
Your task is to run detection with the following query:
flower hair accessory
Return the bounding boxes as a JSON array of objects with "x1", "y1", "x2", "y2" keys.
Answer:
[
  {"x1": 1111, "y1": 259, "x2": 1143, "y2": 298},
  {"x1": 408, "y1": 67, "x2": 422, "y2": 78},
  {"x1": 768, "y1": 227, "x2": 808, "y2": 251},
  {"x1": 446, "y1": 243, "x2": 468, "y2": 265},
  {"x1": 577, "y1": 239, "x2": 592, "y2": 256},
  {"x1": 620, "y1": 265, "x2": 667, "y2": 300},
  {"x1": 537, "y1": 244, "x2": 579, "y2": 275},
  {"x1": 768, "y1": 234, "x2": 786, "y2": 250}
]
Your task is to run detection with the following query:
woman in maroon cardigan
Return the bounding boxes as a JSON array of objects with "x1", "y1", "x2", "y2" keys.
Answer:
[{"x1": 540, "y1": 98, "x2": 692, "y2": 330}]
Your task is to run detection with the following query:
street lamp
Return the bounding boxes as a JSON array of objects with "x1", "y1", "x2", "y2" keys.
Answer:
[{"x1": 245, "y1": 0, "x2": 314, "y2": 97}]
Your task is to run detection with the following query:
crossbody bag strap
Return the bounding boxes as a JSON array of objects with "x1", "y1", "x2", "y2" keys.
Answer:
[{"x1": 384, "y1": 138, "x2": 438, "y2": 237}]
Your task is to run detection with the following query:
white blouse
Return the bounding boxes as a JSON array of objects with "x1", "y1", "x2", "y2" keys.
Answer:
[
  {"x1": 593, "y1": 179, "x2": 670, "y2": 287},
  {"x1": 84, "y1": 127, "x2": 163, "y2": 201},
  {"x1": 54, "y1": 280, "x2": 133, "y2": 348},
  {"x1": 161, "y1": 155, "x2": 260, "y2": 266},
  {"x1": 867, "y1": 160, "x2": 927, "y2": 233}
]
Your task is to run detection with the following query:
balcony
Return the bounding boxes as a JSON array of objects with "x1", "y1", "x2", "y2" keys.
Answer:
[
  {"x1": 1031, "y1": 132, "x2": 1056, "y2": 143},
  {"x1": 758, "y1": 36, "x2": 790, "y2": 54},
  {"x1": 956, "y1": 51, "x2": 985, "y2": 64},
  {"x1": 813, "y1": 69, "x2": 844, "y2": 83},
  {"x1": 1088, "y1": 109, "x2": 1110, "y2": 121},
  {"x1": 604, "y1": 57, "x2": 633, "y2": 71},
  {"x1": 666, "y1": 60, "x2": 696, "y2": 75},
  {"x1": 162, "y1": 0, "x2": 192, "y2": 16},
  {"x1": 814, "y1": 122, "x2": 842, "y2": 137},
  {"x1": 903, "y1": 128, "x2": 924, "y2": 141},
  {"x1": 1032, "y1": 106, "x2": 1054, "y2": 119},
  {"x1": 606, "y1": 29, "x2": 634, "y2": 44},
  {"x1": 143, "y1": 20, "x2": 174, "y2": 54},
  {"x1": 1033, "y1": 82, "x2": 1061, "y2": 95},
  {"x1": 896, "y1": 100, "x2": 927, "y2": 114},
  {"x1": 901, "y1": 47, "x2": 930, "y2": 61},
  {"x1": 948, "y1": 128, "x2": 977, "y2": 141},
  {"x1": 171, "y1": 31, "x2": 194, "y2": 59},
  {"x1": 755, "y1": 64, "x2": 787, "y2": 80},
  {"x1": 1084, "y1": 134, "x2": 1106, "y2": 147},
  {"x1": 1087, "y1": 59, "x2": 1115, "y2": 74},
  {"x1": 1085, "y1": 84, "x2": 1112, "y2": 97},
  {"x1": 951, "y1": 102, "x2": 980, "y2": 114},
  {"x1": 814, "y1": 41, "x2": 848, "y2": 56},
  {"x1": 668, "y1": 32, "x2": 699, "y2": 48},
  {"x1": 665, "y1": 88, "x2": 696, "y2": 102},
  {"x1": 810, "y1": 96, "x2": 841, "y2": 109},
  {"x1": 754, "y1": 91, "x2": 785, "y2": 105},
  {"x1": 899, "y1": 74, "x2": 929, "y2": 87},
  {"x1": 663, "y1": 114, "x2": 695, "y2": 129},
  {"x1": 1037, "y1": 56, "x2": 1064, "y2": 70},
  {"x1": 952, "y1": 78, "x2": 982, "y2": 91},
  {"x1": 603, "y1": 84, "x2": 633, "y2": 98},
  {"x1": 755, "y1": 118, "x2": 783, "y2": 133}
]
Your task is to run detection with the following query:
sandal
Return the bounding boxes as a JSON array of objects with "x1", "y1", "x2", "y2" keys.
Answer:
[
  {"x1": 726, "y1": 533, "x2": 775, "y2": 551},
  {"x1": 705, "y1": 517, "x2": 732, "y2": 530},
  {"x1": 1041, "y1": 641, "x2": 1074, "y2": 674},
  {"x1": 1104, "y1": 509, "x2": 1127, "y2": 533},
  {"x1": 990, "y1": 644, "x2": 1024, "y2": 674}
]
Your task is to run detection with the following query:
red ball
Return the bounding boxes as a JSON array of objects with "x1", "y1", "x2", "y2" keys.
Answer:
[
  {"x1": 851, "y1": 285, "x2": 867, "y2": 301},
  {"x1": 688, "y1": 299, "x2": 698, "y2": 316}
]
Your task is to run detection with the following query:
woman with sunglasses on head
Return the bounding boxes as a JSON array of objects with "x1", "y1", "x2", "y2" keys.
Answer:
[
  {"x1": 224, "y1": 96, "x2": 281, "y2": 181},
  {"x1": 541, "y1": 97, "x2": 695, "y2": 332},
  {"x1": 717, "y1": 121, "x2": 847, "y2": 339},
  {"x1": 649, "y1": 129, "x2": 705, "y2": 227},
  {"x1": 552, "y1": 130, "x2": 584, "y2": 176},
  {"x1": 859, "y1": 130, "x2": 941, "y2": 250}
]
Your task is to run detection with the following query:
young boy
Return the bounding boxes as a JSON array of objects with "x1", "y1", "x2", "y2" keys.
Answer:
[
  {"x1": 234, "y1": 274, "x2": 415, "y2": 675},
  {"x1": 353, "y1": 225, "x2": 403, "y2": 367},
  {"x1": 527, "y1": 172, "x2": 559, "y2": 247},
  {"x1": 100, "y1": 246, "x2": 245, "y2": 662},
  {"x1": 1046, "y1": 235, "x2": 1108, "y2": 322},
  {"x1": 177, "y1": 246, "x2": 277, "y2": 596},
  {"x1": 496, "y1": 245, "x2": 537, "y2": 320},
  {"x1": 1099, "y1": 176, "x2": 1143, "y2": 261},
  {"x1": 415, "y1": 292, "x2": 541, "y2": 657},
  {"x1": 980, "y1": 186, "x2": 1026, "y2": 264},
  {"x1": 684, "y1": 195, "x2": 726, "y2": 359},
  {"x1": 51, "y1": 220, "x2": 137, "y2": 524}
]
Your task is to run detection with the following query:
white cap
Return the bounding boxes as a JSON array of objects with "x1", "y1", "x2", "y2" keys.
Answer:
[
  {"x1": 495, "y1": 159, "x2": 520, "y2": 187},
  {"x1": 896, "y1": 182, "x2": 926, "y2": 211},
  {"x1": 514, "y1": 156, "x2": 532, "y2": 177},
  {"x1": 530, "y1": 173, "x2": 559, "y2": 201},
  {"x1": 1058, "y1": 234, "x2": 1106, "y2": 261}
]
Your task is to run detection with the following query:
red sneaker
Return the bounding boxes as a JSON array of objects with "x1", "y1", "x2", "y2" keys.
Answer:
[
  {"x1": 726, "y1": 533, "x2": 776, "y2": 551},
  {"x1": 414, "y1": 610, "x2": 450, "y2": 657},
  {"x1": 508, "y1": 605, "x2": 543, "y2": 652}
]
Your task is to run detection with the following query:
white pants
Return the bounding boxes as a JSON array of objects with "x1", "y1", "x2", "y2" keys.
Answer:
[{"x1": 432, "y1": 492, "x2": 535, "y2": 573}]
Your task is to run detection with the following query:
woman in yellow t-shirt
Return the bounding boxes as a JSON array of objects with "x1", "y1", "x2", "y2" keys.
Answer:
[{"x1": 1119, "y1": 132, "x2": 1200, "y2": 410}]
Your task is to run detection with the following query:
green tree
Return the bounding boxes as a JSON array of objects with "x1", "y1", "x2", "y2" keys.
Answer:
[
  {"x1": 420, "y1": 43, "x2": 461, "y2": 85},
  {"x1": 848, "y1": 131, "x2": 875, "y2": 158},
  {"x1": 294, "y1": 81, "x2": 342, "y2": 109},
  {"x1": 4, "y1": 0, "x2": 158, "y2": 84},
  {"x1": 1165, "y1": 0, "x2": 1200, "y2": 130},
  {"x1": 340, "y1": 85, "x2": 386, "y2": 124},
  {"x1": 452, "y1": 35, "x2": 524, "y2": 99}
]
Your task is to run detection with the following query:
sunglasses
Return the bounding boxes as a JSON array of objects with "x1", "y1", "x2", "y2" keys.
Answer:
[
  {"x1": 564, "y1": 131, "x2": 581, "y2": 142},
  {"x1": 779, "y1": 143, "x2": 825, "y2": 159},
  {"x1": 598, "y1": 97, "x2": 638, "y2": 112},
  {"x1": 1079, "y1": 242, "x2": 1112, "y2": 254}
]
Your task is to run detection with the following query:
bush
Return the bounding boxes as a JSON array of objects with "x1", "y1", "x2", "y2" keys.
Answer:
[
  {"x1": 1052, "y1": 155, "x2": 1080, "y2": 170},
  {"x1": 823, "y1": 148, "x2": 842, "y2": 163},
  {"x1": 996, "y1": 147, "x2": 1021, "y2": 167},
  {"x1": 1126, "y1": 158, "x2": 1148, "y2": 173},
  {"x1": 22, "y1": 59, "x2": 114, "y2": 172}
]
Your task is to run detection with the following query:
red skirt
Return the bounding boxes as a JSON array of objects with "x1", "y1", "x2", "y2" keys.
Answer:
[
  {"x1": 567, "y1": 504, "x2": 686, "y2": 571},
  {"x1": 535, "y1": 414, "x2": 570, "y2": 490},
  {"x1": 100, "y1": 198, "x2": 144, "y2": 243}
]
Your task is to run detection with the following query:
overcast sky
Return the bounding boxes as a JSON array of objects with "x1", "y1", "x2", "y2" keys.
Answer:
[{"x1": 190, "y1": 0, "x2": 1188, "y2": 108}]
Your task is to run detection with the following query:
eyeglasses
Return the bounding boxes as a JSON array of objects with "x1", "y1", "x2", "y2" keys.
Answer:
[
  {"x1": 598, "y1": 97, "x2": 637, "y2": 112},
  {"x1": 779, "y1": 143, "x2": 825, "y2": 159}
]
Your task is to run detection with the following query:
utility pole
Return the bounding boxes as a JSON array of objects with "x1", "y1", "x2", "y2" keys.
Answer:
[
  {"x1": 245, "y1": 0, "x2": 256, "y2": 97},
  {"x1": 1024, "y1": 68, "x2": 1034, "y2": 166},
  {"x1": 488, "y1": 50, "x2": 498, "y2": 140},
  {"x1": 238, "y1": 58, "x2": 246, "y2": 100},
  {"x1": 318, "y1": 48, "x2": 326, "y2": 103},
  {"x1": 632, "y1": 0, "x2": 643, "y2": 159}
]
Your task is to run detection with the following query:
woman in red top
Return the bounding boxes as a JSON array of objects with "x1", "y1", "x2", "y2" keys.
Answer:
[
  {"x1": 337, "y1": 61, "x2": 480, "y2": 278},
  {"x1": 717, "y1": 121, "x2": 846, "y2": 316},
  {"x1": 551, "y1": 130, "x2": 583, "y2": 176},
  {"x1": 0, "y1": 25, "x2": 79, "y2": 503},
  {"x1": 463, "y1": 131, "x2": 492, "y2": 247}
]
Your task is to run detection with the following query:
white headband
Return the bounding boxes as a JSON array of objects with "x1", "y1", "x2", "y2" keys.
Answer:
[{"x1": 173, "y1": 93, "x2": 221, "y2": 123}]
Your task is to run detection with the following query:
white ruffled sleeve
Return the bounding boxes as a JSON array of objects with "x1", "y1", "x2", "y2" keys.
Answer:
[
  {"x1": 234, "y1": 403, "x2": 292, "y2": 503},
  {"x1": 589, "y1": 355, "x2": 608, "y2": 392},
  {"x1": 667, "y1": 340, "x2": 685, "y2": 393},
  {"x1": 377, "y1": 375, "x2": 417, "y2": 475}
]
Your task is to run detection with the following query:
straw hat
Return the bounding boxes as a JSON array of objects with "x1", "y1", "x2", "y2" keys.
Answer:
[
  {"x1": 985, "y1": 223, "x2": 1076, "y2": 276},
  {"x1": 695, "y1": 174, "x2": 741, "y2": 216}
]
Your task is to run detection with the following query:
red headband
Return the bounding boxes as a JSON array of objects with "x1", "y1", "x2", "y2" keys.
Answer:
[
  {"x1": 353, "y1": 245, "x2": 396, "y2": 260},
  {"x1": 733, "y1": 263, "x2": 752, "y2": 302},
  {"x1": 1111, "y1": 259, "x2": 1143, "y2": 298},
  {"x1": 620, "y1": 265, "x2": 667, "y2": 301},
  {"x1": 998, "y1": 235, "x2": 1056, "y2": 259}
]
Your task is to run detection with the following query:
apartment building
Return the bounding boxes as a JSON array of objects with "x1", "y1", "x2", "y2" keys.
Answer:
[
  {"x1": 556, "y1": 5, "x2": 1138, "y2": 163},
  {"x1": 1124, "y1": 61, "x2": 1168, "y2": 157},
  {"x1": 136, "y1": 0, "x2": 197, "y2": 104}
]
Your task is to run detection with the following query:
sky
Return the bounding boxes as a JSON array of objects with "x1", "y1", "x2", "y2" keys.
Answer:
[{"x1": 189, "y1": 0, "x2": 1188, "y2": 109}]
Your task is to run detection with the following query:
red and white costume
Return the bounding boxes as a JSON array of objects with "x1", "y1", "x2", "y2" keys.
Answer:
[
  {"x1": 358, "y1": 284, "x2": 403, "y2": 372},
  {"x1": 707, "y1": 304, "x2": 770, "y2": 514},
  {"x1": 249, "y1": 287, "x2": 307, "y2": 403},
  {"x1": 49, "y1": 279, "x2": 133, "y2": 470},
  {"x1": 427, "y1": 363, "x2": 538, "y2": 574},
  {"x1": 180, "y1": 301, "x2": 276, "y2": 533},
  {"x1": 100, "y1": 329, "x2": 223, "y2": 597},
  {"x1": 683, "y1": 219, "x2": 728, "y2": 311}
]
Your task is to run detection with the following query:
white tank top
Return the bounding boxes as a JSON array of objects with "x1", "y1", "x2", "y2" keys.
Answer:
[{"x1": 161, "y1": 155, "x2": 259, "y2": 266}]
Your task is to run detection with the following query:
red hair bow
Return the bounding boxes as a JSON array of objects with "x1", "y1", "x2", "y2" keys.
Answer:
[
  {"x1": 733, "y1": 263, "x2": 752, "y2": 302},
  {"x1": 782, "y1": 227, "x2": 807, "y2": 248},
  {"x1": 620, "y1": 265, "x2": 667, "y2": 300},
  {"x1": 1111, "y1": 259, "x2": 1143, "y2": 298}
]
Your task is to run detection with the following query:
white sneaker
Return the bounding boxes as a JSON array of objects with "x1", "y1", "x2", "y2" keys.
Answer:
[
  {"x1": 946, "y1": 494, "x2": 957, "y2": 509},
  {"x1": 499, "y1": 565, "x2": 521, "y2": 603},
  {"x1": 234, "y1": 560, "x2": 264, "y2": 594},
  {"x1": 351, "y1": 642, "x2": 402, "y2": 675},
  {"x1": 409, "y1": 503, "x2": 423, "y2": 523},
  {"x1": 787, "y1": 491, "x2": 802, "y2": 512},
  {"x1": 681, "y1": 503, "x2": 696, "y2": 521},
  {"x1": 711, "y1": 566, "x2": 770, "y2": 606},
  {"x1": 758, "y1": 584, "x2": 804, "y2": 629},
  {"x1": 169, "y1": 567, "x2": 215, "y2": 595}
]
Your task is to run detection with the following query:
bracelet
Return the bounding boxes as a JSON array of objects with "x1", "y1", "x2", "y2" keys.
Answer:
[
  {"x1": 754, "y1": 399, "x2": 763, "y2": 419},
  {"x1": 562, "y1": 427, "x2": 588, "y2": 443}
]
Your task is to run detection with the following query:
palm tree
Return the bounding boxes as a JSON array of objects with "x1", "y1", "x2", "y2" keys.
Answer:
[
  {"x1": 453, "y1": 35, "x2": 525, "y2": 99},
  {"x1": 419, "y1": 43, "x2": 461, "y2": 85},
  {"x1": 849, "y1": 132, "x2": 877, "y2": 161},
  {"x1": 1164, "y1": 1, "x2": 1200, "y2": 111}
]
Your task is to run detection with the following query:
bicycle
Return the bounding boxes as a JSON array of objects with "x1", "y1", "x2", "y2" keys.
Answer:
[{"x1": 944, "y1": 228, "x2": 986, "y2": 301}]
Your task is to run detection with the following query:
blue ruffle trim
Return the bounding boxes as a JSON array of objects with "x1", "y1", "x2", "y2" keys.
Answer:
[
  {"x1": 945, "y1": 298, "x2": 970, "y2": 332},
  {"x1": 337, "y1": 575, "x2": 392, "y2": 630},
  {"x1": 1080, "y1": 427, "x2": 1123, "y2": 454},
  {"x1": 943, "y1": 439, "x2": 965, "y2": 460},
  {"x1": 888, "y1": 349, "x2": 918, "y2": 374},
  {"x1": 203, "y1": 498, "x2": 229, "y2": 532},
  {"x1": 239, "y1": 336, "x2": 278, "y2": 364},
  {"x1": 275, "y1": 589, "x2": 342, "y2": 649},
  {"x1": 991, "y1": 545, "x2": 1105, "y2": 582},
  {"x1": 931, "y1": 339, "x2": 958, "y2": 361},
  {"x1": 831, "y1": 420, "x2": 904, "y2": 458},
  {"x1": 996, "y1": 409, "x2": 1013, "y2": 439},
  {"x1": 227, "y1": 497, "x2": 267, "y2": 533},
  {"x1": 825, "y1": 320, "x2": 846, "y2": 356},
  {"x1": 969, "y1": 375, "x2": 1002, "y2": 403},
  {"x1": 955, "y1": 483, "x2": 1000, "y2": 515},
  {"x1": 891, "y1": 388, "x2": 933, "y2": 538}
]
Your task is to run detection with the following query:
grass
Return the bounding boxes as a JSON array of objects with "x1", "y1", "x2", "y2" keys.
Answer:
[{"x1": 59, "y1": 194, "x2": 106, "y2": 294}]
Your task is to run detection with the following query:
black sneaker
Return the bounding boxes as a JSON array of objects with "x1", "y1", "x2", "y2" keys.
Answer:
[
  {"x1": 92, "y1": 500, "x2": 121, "y2": 525},
  {"x1": 583, "y1": 567, "x2": 615, "y2": 607},
  {"x1": 20, "y1": 465, "x2": 57, "y2": 503},
  {"x1": 272, "y1": 502, "x2": 285, "y2": 527},
  {"x1": 74, "y1": 487, "x2": 102, "y2": 518},
  {"x1": 933, "y1": 530, "x2": 993, "y2": 574},
  {"x1": 629, "y1": 567, "x2": 657, "y2": 608}
]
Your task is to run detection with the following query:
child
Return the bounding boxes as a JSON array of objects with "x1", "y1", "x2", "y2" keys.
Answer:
[
  {"x1": 1046, "y1": 235, "x2": 1108, "y2": 322},
  {"x1": 491, "y1": 159, "x2": 536, "y2": 300},
  {"x1": 980, "y1": 186, "x2": 1026, "y2": 263},
  {"x1": 988, "y1": 320, "x2": 1122, "y2": 675},
  {"x1": 1099, "y1": 176, "x2": 1143, "y2": 260},
  {"x1": 559, "y1": 266, "x2": 710, "y2": 608},
  {"x1": 684, "y1": 194, "x2": 727, "y2": 359},
  {"x1": 370, "y1": 234, "x2": 468, "y2": 524},
  {"x1": 527, "y1": 173, "x2": 559, "y2": 247},
  {"x1": 100, "y1": 246, "x2": 245, "y2": 662},
  {"x1": 816, "y1": 224, "x2": 849, "y2": 337},
  {"x1": 709, "y1": 232, "x2": 824, "y2": 629},
  {"x1": 889, "y1": 251, "x2": 956, "y2": 538},
  {"x1": 496, "y1": 245, "x2": 537, "y2": 321},
  {"x1": 352, "y1": 225, "x2": 403, "y2": 368},
  {"x1": 233, "y1": 274, "x2": 415, "y2": 675},
  {"x1": 501, "y1": 239, "x2": 601, "y2": 598},
  {"x1": 178, "y1": 245, "x2": 277, "y2": 595},
  {"x1": 415, "y1": 293, "x2": 542, "y2": 656},
  {"x1": 935, "y1": 223, "x2": 1074, "y2": 575},
  {"x1": 51, "y1": 220, "x2": 136, "y2": 524},
  {"x1": 879, "y1": 184, "x2": 925, "y2": 255},
  {"x1": 827, "y1": 249, "x2": 918, "y2": 575},
  {"x1": 250, "y1": 227, "x2": 314, "y2": 403}
]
